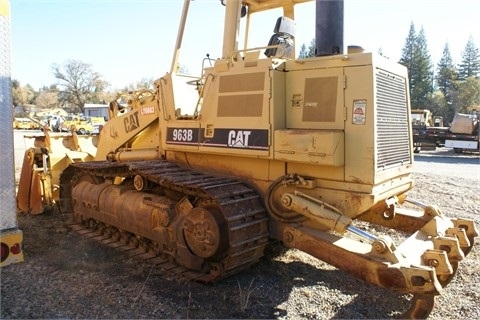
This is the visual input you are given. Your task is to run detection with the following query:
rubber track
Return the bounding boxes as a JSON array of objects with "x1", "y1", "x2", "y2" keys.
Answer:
[{"x1": 60, "y1": 160, "x2": 270, "y2": 282}]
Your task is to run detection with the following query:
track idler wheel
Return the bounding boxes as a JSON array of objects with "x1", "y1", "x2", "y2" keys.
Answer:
[{"x1": 183, "y1": 207, "x2": 225, "y2": 259}]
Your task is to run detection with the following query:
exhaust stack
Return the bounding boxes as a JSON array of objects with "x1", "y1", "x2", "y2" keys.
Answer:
[{"x1": 315, "y1": 0, "x2": 344, "y2": 56}]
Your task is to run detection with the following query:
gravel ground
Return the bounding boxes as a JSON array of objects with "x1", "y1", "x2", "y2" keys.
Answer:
[{"x1": 1, "y1": 142, "x2": 479, "y2": 319}]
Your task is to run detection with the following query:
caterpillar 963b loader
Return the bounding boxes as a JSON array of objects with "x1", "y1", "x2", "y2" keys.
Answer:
[{"x1": 57, "y1": 0, "x2": 477, "y2": 317}]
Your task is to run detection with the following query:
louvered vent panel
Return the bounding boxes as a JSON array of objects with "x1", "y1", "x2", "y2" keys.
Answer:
[{"x1": 376, "y1": 70, "x2": 411, "y2": 169}]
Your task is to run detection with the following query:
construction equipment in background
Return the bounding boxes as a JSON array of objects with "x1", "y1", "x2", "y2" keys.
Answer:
[
  {"x1": 57, "y1": 114, "x2": 107, "y2": 135},
  {"x1": 13, "y1": 118, "x2": 40, "y2": 130},
  {"x1": 59, "y1": 114, "x2": 94, "y2": 135},
  {"x1": 411, "y1": 109, "x2": 444, "y2": 128},
  {"x1": 412, "y1": 109, "x2": 479, "y2": 153},
  {"x1": 32, "y1": 107, "x2": 69, "y2": 118},
  {"x1": 28, "y1": 108, "x2": 69, "y2": 132}
]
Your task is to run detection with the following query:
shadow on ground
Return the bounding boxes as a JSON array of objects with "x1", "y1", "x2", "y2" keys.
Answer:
[{"x1": 1, "y1": 210, "x2": 416, "y2": 319}]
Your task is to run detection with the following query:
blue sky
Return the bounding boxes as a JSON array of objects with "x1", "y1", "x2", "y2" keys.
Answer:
[{"x1": 9, "y1": 0, "x2": 480, "y2": 90}]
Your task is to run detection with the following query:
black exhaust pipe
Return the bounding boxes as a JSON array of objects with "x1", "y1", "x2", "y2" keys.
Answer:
[{"x1": 315, "y1": 0, "x2": 344, "y2": 56}]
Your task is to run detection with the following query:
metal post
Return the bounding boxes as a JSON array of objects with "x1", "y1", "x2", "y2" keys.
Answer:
[
  {"x1": 0, "y1": 0, "x2": 24, "y2": 267},
  {"x1": 170, "y1": 0, "x2": 191, "y2": 74},
  {"x1": 222, "y1": 0, "x2": 242, "y2": 60}
]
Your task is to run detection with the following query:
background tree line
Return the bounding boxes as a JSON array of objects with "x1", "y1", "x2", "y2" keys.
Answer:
[
  {"x1": 399, "y1": 23, "x2": 479, "y2": 123},
  {"x1": 299, "y1": 22, "x2": 480, "y2": 124},
  {"x1": 12, "y1": 60, "x2": 153, "y2": 116}
]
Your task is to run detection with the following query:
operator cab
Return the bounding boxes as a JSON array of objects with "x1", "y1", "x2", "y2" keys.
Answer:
[{"x1": 168, "y1": 0, "x2": 305, "y2": 120}]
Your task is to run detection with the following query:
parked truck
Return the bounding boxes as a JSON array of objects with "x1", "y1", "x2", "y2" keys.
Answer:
[{"x1": 412, "y1": 109, "x2": 479, "y2": 153}]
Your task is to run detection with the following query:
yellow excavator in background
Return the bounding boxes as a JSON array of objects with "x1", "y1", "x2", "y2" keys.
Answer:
[{"x1": 19, "y1": 0, "x2": 477, "y2": 317}]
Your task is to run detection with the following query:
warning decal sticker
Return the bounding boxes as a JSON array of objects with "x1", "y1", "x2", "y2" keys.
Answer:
[{"x1": 352, "y1": 100, "x2": 367, "y2": 125}]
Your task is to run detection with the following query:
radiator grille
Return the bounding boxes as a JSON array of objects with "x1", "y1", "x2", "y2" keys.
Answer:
[{"x1": 376, "y1": 69, "x2": 411, "y2": 169}]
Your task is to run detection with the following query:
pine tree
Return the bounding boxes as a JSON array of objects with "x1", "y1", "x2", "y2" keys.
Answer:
[
  {"x1": 307, "y1": 38, "x2": 316, "y2": 57},
  {"x1": 298, "y1": 38, "x2": 316, "y2": 58},
  {"x1": 399, "y1": 22, "x2": 416, "y2": 81},
  {"x1": 436, "y1": 43, "x2": 458, "y2": 96},
  {"x1": 298, "y1": 43, "x2": 309, "y2": 58},
  {"x1": 435, "y1": 43, "x2": 458, "y2": 121},
  {"x1": 399, "y1": 24, "x2": 434, "y2": 109},
  {"x1": 458, "y1": 36, "x2": 480, "y2": 80}
]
